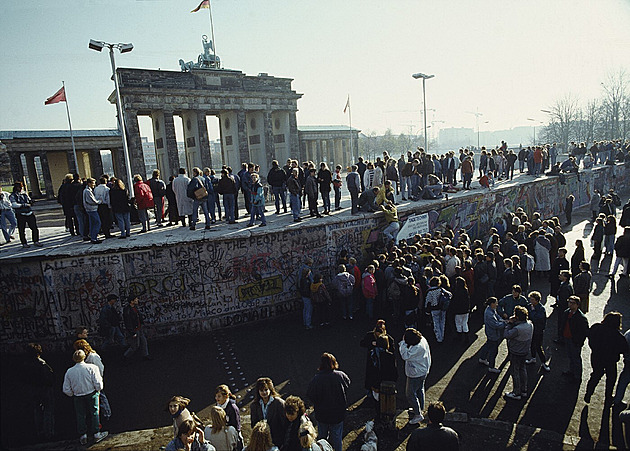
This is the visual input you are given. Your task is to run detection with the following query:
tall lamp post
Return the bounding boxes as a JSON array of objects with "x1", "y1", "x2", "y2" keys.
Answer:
[
  {"x1": 412, "y1": 72, "x2": 434, "y2": 152},
  {"x1": 527, "y1": 118, "x2": 543, "y2": 145},
  {"x1": 89, "y1": 39, "x2": 134, "y2": 189}
]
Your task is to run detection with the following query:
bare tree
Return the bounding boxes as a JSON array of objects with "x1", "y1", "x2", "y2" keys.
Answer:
[
  {"x1": 544, "y1": 93, "x2": 580, "y2": 153},
  {"x1": 575, "y1": 99, "x2": 602, "y2": 147},
  {"x1": 601, "y1": 69, "x2": 629, "y2": 140}
]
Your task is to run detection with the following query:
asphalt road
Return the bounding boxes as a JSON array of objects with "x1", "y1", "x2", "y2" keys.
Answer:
[{"x1": 2, "y1": 198, "x2": 630, "y2": 450}]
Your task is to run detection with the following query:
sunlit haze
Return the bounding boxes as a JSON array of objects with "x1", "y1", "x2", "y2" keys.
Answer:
[{"x1": 2, "y1": 0, "x2": 630, "y2": 138}]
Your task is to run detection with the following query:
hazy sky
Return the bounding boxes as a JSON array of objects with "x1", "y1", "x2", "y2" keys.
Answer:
[{"x1": 2, "y1": 0, "x2": 630, "y2": 139}]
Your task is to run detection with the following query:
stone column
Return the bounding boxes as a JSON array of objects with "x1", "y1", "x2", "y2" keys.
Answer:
[
  {"x1": 163, "y1": 112, "x2": 180, "y2": 174},
  {"x1": 316, "y1": 140, "x2": 323, "y2": 164},
  {"x1": 327, "y1": 140, "x2": 335, "y2": 165},
  {"x1": 237, "y1": 110, "x2": 250, "y2": 163},
  {"x1": 263, "y1": 111, "x2": 276, "y2": 171},
  {"x1": 289, "y1": 111, "x2": 299, "y2": 160},
  {"x1": 66, "y1": 150, "x2": 79, "y2": 175},
  {"x1": 197, "y1": 111, "x2": 212, "y2": 169},
  {"x1": 122, "y1": 109, "x2": 145, "y2": 185},
  {"x1": 24, "y1": 154, "x2": 41, "y2": 197},
  {"x1": 299, "y1": 139, "x2": 307, "y2": 163},
  {"x1": 9, "y1": 152, "x2": 24, "y2": 183},
  {"x1": 89, "y1": 149, "x2": 104, "y2": 179},
  {"x1": 39, "y1": 151, "x2": 55, "y2": 199},
  {"x1": 111, "y1": 148, "x2": 126, "y2": 182}
]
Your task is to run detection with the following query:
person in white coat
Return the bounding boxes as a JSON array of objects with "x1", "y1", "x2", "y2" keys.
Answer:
[
  {"x1": 172, "y1": 168, "x2": 194, "y2": 227},
  {"x1": 62, "y1": 350, "x2": 108, "y2": 445},
  {"x1": 399, "y1": 328, "x2": 431, "y2": 425}
]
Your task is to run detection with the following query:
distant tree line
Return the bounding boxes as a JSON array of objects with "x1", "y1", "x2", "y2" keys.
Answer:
[{"x1": 541, "y1": 68, "x2": 630, "y2": 151}]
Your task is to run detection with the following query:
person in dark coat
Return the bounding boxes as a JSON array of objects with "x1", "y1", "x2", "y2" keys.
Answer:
[
  {"x1": 553, "y1": 271, "x2": 574, "y2": 341},
  {"x1": 584, "y1": 312, "x2": 629, "y2": 406},
  {"x1": 406, "y1": 401, "x2": 459, "y2": 451},
  {"x1": 565, "y1": 195, "x2": 575, "y2": 225},
  {"x1": 360, "y1": 320, "x2": 395, "y2": 392},
  {"x1": 250, "y1": 377, "x2": 288, "y2": 447},
  {"x1": 25, "y1": 343, "x2": 55, "y2": 440},
  {"x1": 549, "y1": 248, "x2": 570, "y2": 298},
  {"x1": 364, "y1": 335, "x2": 398, "y2": 410},
  {"x1": 165, "y1": 176, "x2": 180, "y2": 226},
  {"x1": 58, "y1": 174, "x2": 78, "y2": 236},
  {"x1": 560, "y1": 296, "x2": 590, "y2": 383},
  {"x1": 571, "y1": 240, "x2": 585, "y2": 278},
  {"x1": 306, "y1": 353, "x2": 351, "y2": 451}
]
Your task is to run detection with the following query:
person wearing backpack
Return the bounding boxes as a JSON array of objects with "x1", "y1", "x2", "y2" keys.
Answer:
[
  {"x1": 332, "y1": 265, "x2": 355, "y2": 321},
  {"x1": 362, "y1": 265, "x2": 378, "y2": 320},
  {"x1": 424, "y1": 276, "x2": 451, "y2": 343},
  {"x1": 311, "y1": 274, "x2": 332, "y2": 327}
]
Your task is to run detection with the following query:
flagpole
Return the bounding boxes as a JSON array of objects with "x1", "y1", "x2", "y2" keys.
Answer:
[
  {"x1": 62, "y1": 81, "x2": 79, "y2": 175},
  {"x1": 208, "y1": 2, "x2": 217, "y2": 67},
  {"x1": 347, "y1": 95, "x2": 354, "y2": 162}
]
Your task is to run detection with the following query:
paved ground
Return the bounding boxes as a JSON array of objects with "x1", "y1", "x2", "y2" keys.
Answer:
[{"x1": 2, "y1": 171, "x2": 630, "y2": 450}]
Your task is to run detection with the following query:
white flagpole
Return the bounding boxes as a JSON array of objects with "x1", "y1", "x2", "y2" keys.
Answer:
[
  {"x1": 62, "y1": 81, "x2": 79, "y2": 175},
  {"x1": 347, "y1": 95, "x2": 354, "y2": 161},
  {"x1": 208, "y1": 2, "x2": 217, "y2": 67}
]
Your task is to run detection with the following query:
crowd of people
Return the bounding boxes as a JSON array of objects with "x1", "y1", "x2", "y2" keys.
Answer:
[
  {"x1": 15, "y1": 138, "x2": 630, "y2": 449},
  {"x1": 0, "y1": 138, "x2": 628, "y2": 250}
]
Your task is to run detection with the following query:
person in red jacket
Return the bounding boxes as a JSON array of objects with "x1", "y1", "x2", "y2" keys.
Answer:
[{"x1": 133, "y1": 175, "x2": 154, "y2": 233}]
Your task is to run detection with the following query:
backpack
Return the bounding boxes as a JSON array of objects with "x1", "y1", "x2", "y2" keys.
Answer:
[
  {"x1": 387, "y1": 280, "x2": 402, "y2": 301},
  {"x1": 524, "y1": 253, "x2": 535, "y2": 272},
  {"x1": 437, "y1": 288, "x2": 451, "y2": 311},
  {"x1": 336, "y1": 274, "x2": 354, "y2": 297}
]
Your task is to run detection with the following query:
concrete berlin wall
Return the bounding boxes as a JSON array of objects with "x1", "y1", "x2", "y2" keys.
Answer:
[{"x1": 1, "y1": 165, "x2": 627, "y2": 352}]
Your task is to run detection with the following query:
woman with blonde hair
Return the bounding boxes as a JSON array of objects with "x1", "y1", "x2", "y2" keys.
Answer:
[
  {"x1": 73, "y1": 339, "x2": 111, "y2": 421},
  {"x1": 215, "y1": 384, "x2": 242, "y2": 449},
  {"x1": 204, "y1": 406, "x2": 238, "y2": 451},
  {"x1": 244, "y1": 421, "x2": 278, "y2": 451}
]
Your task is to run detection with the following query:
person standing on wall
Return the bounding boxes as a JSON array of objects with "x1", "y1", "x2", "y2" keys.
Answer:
[
  {"x1": 123, "y1": 295, "x2": 152, "y2": 362},
  {"x1": 94, "y1": 176, "x2": 113, "y2": 239},
  {"x1": 346, "y1": 165, "x2": 361, "y2": 215},
  {"x1": 10, "y1": 181, "x2": 43, "y2": 248},
  {"x1": 267, "y1": 159, "x2": 288, "y2": 215},
  {"x1": 287, "y1": 167, "x2": 302, "y2": 223},
  {"x1": 149, "y1": 169, "x2": 166, "y2": 228},
  {"x1": 83, "y1": 178, "x2": 103, "y2": 244}
]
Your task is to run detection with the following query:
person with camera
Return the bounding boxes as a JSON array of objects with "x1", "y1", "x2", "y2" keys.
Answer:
[{"x1": 9, "y1": 181, "x2": 42, "y2": 248}]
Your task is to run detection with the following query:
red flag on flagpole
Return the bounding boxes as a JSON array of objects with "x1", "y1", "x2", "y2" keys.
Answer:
[
  {"x1": 44, "y1": 86, "x2": 66, "y2": 105},
  {"x1": 191, "y1": 0, "x2": 209, "y2": 13}
]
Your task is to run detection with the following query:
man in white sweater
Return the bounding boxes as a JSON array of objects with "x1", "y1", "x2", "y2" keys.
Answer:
[{"x1": 62, "y1": 350, "x2": 108, "y2": 445}]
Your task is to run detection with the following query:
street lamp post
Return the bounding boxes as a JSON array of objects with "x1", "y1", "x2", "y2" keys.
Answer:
[
  {"x1": 412, "y1": 72, "x2": 434, "y2": 151},
  {"x1": 527, "y1": 118, "x2": 544, "y2": 146},
  {"x1": 89, "y1": 39, "x2": 134, "y2": 189}
]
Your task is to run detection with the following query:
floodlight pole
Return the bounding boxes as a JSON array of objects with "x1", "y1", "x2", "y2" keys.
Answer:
[
  {"x1": 412, "y1": 72, "x2": 434, "y2": 152},
  {"x1": 90, "y1": 39, "x2": 134, "y2": 191},
  {"x1": 107, "y1": 46, "x2": 133, "y2": 191}
]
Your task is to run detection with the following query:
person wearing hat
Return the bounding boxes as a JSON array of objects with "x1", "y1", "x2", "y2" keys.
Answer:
[
  {"x1": 98, "y1": 294, "x2": 127, "y2": 348},
  {"x1": 123, "y1": 295, "x2": 152, "y2": 361}
]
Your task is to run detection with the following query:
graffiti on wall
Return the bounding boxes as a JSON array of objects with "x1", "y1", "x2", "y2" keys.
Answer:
[{"x1": 0, "y1": 165, "x2": 624, "y2": 351}]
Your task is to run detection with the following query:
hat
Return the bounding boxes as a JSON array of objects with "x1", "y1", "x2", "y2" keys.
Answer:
[{"x1": 106, "y1": 294, "x2": 118, "y2": 302}]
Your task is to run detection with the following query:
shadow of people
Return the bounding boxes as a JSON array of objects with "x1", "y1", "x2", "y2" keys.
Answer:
[{"x1": 576, "y1": 405, "x2": 595, "y2": 448}]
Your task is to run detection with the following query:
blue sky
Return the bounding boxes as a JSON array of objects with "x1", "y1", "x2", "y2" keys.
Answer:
[{"x1": 2, "y1": 0, "x2": 630, "y2": 139}]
